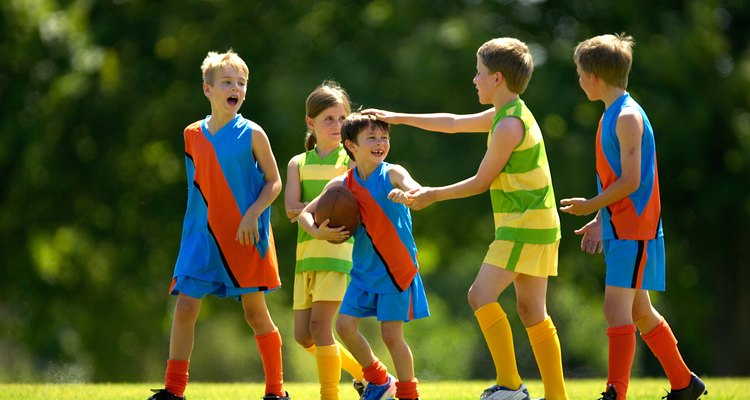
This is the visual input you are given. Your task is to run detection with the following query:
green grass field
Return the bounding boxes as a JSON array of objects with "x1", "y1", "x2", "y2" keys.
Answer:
[{"x1": 0, "y1": 378, "x2": 744, "y2": 400}]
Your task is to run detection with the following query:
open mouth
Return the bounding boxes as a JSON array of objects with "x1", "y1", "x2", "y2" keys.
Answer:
[
  {"x1": 227, "y1": 96, "x2": 239, "y2": 106},
  {"x1": 371, "y1": 149, "x2": 384, "y2": 156}
]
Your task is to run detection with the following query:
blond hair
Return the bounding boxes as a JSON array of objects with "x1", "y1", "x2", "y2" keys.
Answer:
[
  {"x1": 477, "y1": 38, "x2": 534, "y2": 94},
  {"x1": 200, "y1": 49, "x2": 249, "y2": 85},
  {"x1": 304, "y1": 80, "x2": 352, "y2": 151},
  {"x1": 574, "y1": 33, "x2": 634, "y2": 89}
]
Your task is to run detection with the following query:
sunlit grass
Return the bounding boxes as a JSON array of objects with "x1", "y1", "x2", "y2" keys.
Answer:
[{"x1": 0, "y1": 377, "x2": 743, "y2": 400}]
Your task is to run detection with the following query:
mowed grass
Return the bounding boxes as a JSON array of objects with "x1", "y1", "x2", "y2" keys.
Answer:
[{"x1": 0, "y1": 378, "x2": 744, "y2": 400}]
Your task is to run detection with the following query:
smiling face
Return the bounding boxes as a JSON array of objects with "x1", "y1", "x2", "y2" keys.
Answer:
[
  {"x1": 346, "y1": 126, "x2": 390, "y2": 167},
  {"x1": 306, "y1": 102, "x2": 348, "y2": 150},
  {"x1": 204, "y1": 65, "x2": 247, "y2": 115}
]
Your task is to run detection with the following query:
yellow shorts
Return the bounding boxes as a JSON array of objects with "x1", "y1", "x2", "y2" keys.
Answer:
[
  {"x1": 482, "y1": 239, "x2": 559, "y2": 277},
  {"x1": 292, "y1": 270, "x2": 349, "y2": 310}
]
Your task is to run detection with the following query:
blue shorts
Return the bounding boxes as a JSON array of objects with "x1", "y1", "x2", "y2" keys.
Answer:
[
  {"x1": 603, "y1": 237, "x2": 665, "y2": 291},
  {"x1": 171, "y1": 275, "x2": 279, "y2": 301},
  {"x1": 339, "y1": 275, "x2": 430, "y2": 322}
]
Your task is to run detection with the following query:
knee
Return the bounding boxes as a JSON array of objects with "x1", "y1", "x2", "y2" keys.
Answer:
[
  {"x1": 380, "y1": 329, "x2": 402, "y2": 349},
  {"x1": 336, "y1": 318, "x2": 355, "y2": 339},
  {"x1": 516, "y1": 301, "x2": 545, "y2": 327},
  {"x1": 173, "y1": 299, "x2": 200, "y2": 324},
  {"x1": 467, "y1": 286, "x2": 488, "y2": 311}
]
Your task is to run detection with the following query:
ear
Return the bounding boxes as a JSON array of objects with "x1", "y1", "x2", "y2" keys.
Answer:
[
  {"x1": 344, "y1": 138, "x2": 355, "y2": 152},
  {"x1": 494, "y1": 71, "x2": 504, "y2": 86},
  {"x1": 203, "y1": 83, "x2": 211, "y2": 97},
  {"x1": 305, "y1": 116, "x2": 315, "y2": 131}
]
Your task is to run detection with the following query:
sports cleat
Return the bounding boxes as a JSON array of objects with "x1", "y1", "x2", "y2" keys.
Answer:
[
  {"x1": 662, "y1": 373, "x2": 707, "y2": 400},
  {"x1": 353, "y1": 379, "x2": 367, "y2": 398},
  {"x1": 261, "y1": 391, "x2": 291, "y2": 400},
  {"x1": 361, "y1": 373, "x2": 396, "y2": 400},
  {"x1": 147, "y1": 389, "x2": 185, "y2": 400},
  {"x1": 597, "y1": 384, "x2": 617, "y2": 400},
  {"x1": 479, "y1": 383, "x2": 530, "y2": 400}
]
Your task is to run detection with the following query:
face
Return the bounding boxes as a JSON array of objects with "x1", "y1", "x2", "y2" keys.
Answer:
[
  {"x1": 576, "y1": 63, "x2": 596, "y2": 100},
  {"x1": 346, "y1": 127, "x2": 390, "y2": 166},
  {"x1": 473, "y1": 56, "x2": 498, "y2": 105},
  {"x1": 204, "y1": 65, "x2": 247, "y2": 114},
  {"x1": 306, "y1": 103, "x2": 348, "y2": 148}
]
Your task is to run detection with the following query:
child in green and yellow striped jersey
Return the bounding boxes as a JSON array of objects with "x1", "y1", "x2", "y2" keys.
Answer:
[
  {"x1": 364, "y1": 38, "x2": 567, "y2": 400},
  {"x1": 284, "y1": 81, "x2": 365, "y2": 400}
]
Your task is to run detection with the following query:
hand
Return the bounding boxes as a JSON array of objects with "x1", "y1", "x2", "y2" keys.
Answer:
[
  {"x1": 387, "y1": 188, "x2": 413, "y2": 205},
  {"x1": 237, "y1": 210, "x2": 260, "y2": 245},
  {"x1": 361, "y1": 108, "x2": 398, "y2": 123},
  {"x1": 575, "y1": 218, "x2": 603, "y2": 254},
  {"x1": 313, "y1": 218, "x2": 350, "y2": 242},
  {"x1": 559, "y1": 197, "x2": 597, "y2": 216},
  {"x1": 286, "y1": 206, "x2": 306, "y2": 223},
  {"x1": 406, "y1": 187, "x2": 436, "y2": 210}
]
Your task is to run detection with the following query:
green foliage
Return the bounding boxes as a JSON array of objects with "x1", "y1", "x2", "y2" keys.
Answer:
[{"x1": 1, "y1": 0, "x2": 749, "y2": 383}]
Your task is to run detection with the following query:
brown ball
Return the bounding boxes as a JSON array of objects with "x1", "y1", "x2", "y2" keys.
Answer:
[{"x1": 314, "y1": 186, "x2": 360, "y2": 244}]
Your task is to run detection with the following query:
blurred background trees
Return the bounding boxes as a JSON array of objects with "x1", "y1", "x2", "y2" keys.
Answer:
[{"x1": 1, "y1": 0, "x2": 748, "y2": 383}]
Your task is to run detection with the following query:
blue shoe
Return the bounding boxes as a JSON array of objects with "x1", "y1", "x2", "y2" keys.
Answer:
[
  {"x1": 361, "y1": 374, "x2": 396, "y2": 400},
  {"x1": 479, "y1": 383, "x2": 530, "y2": 400}
]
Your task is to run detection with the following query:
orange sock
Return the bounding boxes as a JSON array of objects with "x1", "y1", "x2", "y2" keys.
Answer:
[
  {"x1": 164, "y1": 359, "x2": 189, "y2": 398},
  {"x1": 395, "y1": 378, "x2": 419, "y2": 399},
  {"x1": 607, "y1": 324, "x2": 636, "y2": 400},
  {"x1": 362, "y1": 359, "x2": 388, "y2": 386},
  {"x1": 256, "y1": 329, "x2": 285, "y2": 396},
  {"x1": 641, "y1": 319, "x2": 691, "y2": 390}
]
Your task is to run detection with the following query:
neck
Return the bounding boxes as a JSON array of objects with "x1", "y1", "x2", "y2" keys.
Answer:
[
  {"x1": 601, "y1": 88, "x2": 627, "y2": 109},
  {"x1": 492, "y1": 91, "x2": 519, "y2": 110},
  {"x1": 355, "y1": 161, "x2": 379, "y2": 181},
  {"x1": 206, "y1": 111, "x2": 237, "y2": 134},
  {"x1": 315, "y1": 142, "x2": 339, "y2": 158}
]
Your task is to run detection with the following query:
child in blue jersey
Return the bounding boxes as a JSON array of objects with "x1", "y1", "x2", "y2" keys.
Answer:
[
  {"x1": 284, "y1": 80, "x2": 365, "y2": 400},
  {"x1": 364, "y1": 37, "x2": 567, "y2": 400},
  {"x1": 560, "y1": 34, "x2": 706, "y2": 400},
  {"x1": 298, "y1": 113, "x2": 428, "y2": 400},
  {"x1": 148, "y1": 50, "x2": 289, "y2": 400}
]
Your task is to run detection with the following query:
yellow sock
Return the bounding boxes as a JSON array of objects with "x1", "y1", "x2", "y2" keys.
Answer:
[
  {"x1": 336, "y1": 340, "x2": 364, "y2": 381},
  {"x1": 475, "y1": 302, "x2": 523, "y2": 389},
  {"x1": 527, "y1": 317, "x2": 568, "y2": 400},
  {"x1": 304, "y1": 343, "x2": 317, "y2": 355},
  {"x1": 316, "y1": 345, "x2": 341, "y2": 400}
]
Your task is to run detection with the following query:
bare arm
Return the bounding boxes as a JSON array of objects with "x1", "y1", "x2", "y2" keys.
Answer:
[
  {"x1": 283, "y1": 156, "x2": 306, "y2": 222},
  {"x1": 362, "y1": 108, "x2": 496, "y2": 134},
  {"x1": 387, "y1": 164, "x2": 422, "y2": 205},
  {"x1": 408, "y1": 117, "x2": 523, "y2": 210},
  {"x1": 237, "y1": 127, "x2": 282, "y2": 245},
  {"x1": 560, "y1": 110, "x2": 643, "y2": 216},
  {"x1": 297, "y1": 176, "x2": 350, "y2": 243}
]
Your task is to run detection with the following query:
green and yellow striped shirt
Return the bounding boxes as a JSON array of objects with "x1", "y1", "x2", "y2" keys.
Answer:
[
  {"x1": 294, "y1": 145, "x2": 354, "y2": 273},
  {"x1": 489, "y1": 98, "x2": 561, "y2": 244}
]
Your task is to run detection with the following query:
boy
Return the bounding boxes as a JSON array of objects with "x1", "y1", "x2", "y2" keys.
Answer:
[
  {"x1": 365, "y1": 37, "x2": 567, "y2": 400},
  {"x1": 559, "y1": 33, "x2": 707, "y2": 400},
  {"x1": 298, "y1": 113, "x2": 429, "y2": 400},
  {"x1": 148, "y1": 50, "x2": 289, "y2": 400}
]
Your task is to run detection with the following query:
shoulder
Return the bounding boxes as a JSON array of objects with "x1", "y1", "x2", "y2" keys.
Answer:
[
  {"x1": 385, "y1": 163, "x2": 412, "y2": 182},
  {"x1": 491, "y1": 116, "x2": 524, "y2": 145},
  {"x1": 616, "y1": 107, "x2": 644, "y2": 136},
  {"x1": 288, "y1": 152, "x2": 306, "y2": 168},
  {"x1": 183, "y1": 120, "x2": 202, "y2": 136}
]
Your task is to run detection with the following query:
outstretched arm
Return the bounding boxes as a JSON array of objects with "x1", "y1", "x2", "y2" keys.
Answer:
[
  {"x1": 387, "y1": 164, "x2": 422, "y2": 205},
  {"x1": 362, "y1": 108, "x2": 495, "y2": 134},
  {"x1": 407, "y1": 116, "x2": 523, "y2": 210}
]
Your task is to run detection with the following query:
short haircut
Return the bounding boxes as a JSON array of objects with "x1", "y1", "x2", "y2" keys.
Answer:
[
  {"x1": 304, "y1": 80, "x2": 352, "y2": 151},
  {"x1": 574, "y1": 33, "x2": 634, "y2": 89},
  {"x1": 477, "y1": 37, "x2": 534, "y2": 94},
  {"x1": 200, "y1": 49, "x2": 249, "y2": 85},
  {"x1": 341, "y1": 113, "x2": 389, "y2": 161}
]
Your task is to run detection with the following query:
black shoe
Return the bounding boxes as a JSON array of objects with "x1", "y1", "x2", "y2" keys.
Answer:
[
  {"x1": 353, "y1": 380, "x2": 367, "y2": 398},
  {"x1": 598, "y1": 384, "x2": 617, "y2": 400},
  {"x1": 663, "y1": 373, "x2": 708, "y2": 400},
  {"x1": 262, "y1": 391, "x2": 291, "y2": 400},
  {"x1": 147, "y1": 389, "x2": 185, "y2": 400}
]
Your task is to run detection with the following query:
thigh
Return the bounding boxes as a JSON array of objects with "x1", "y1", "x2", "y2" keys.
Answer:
[{"x1": 468, "y1": 263, "x2": 518, "y2": 310}]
